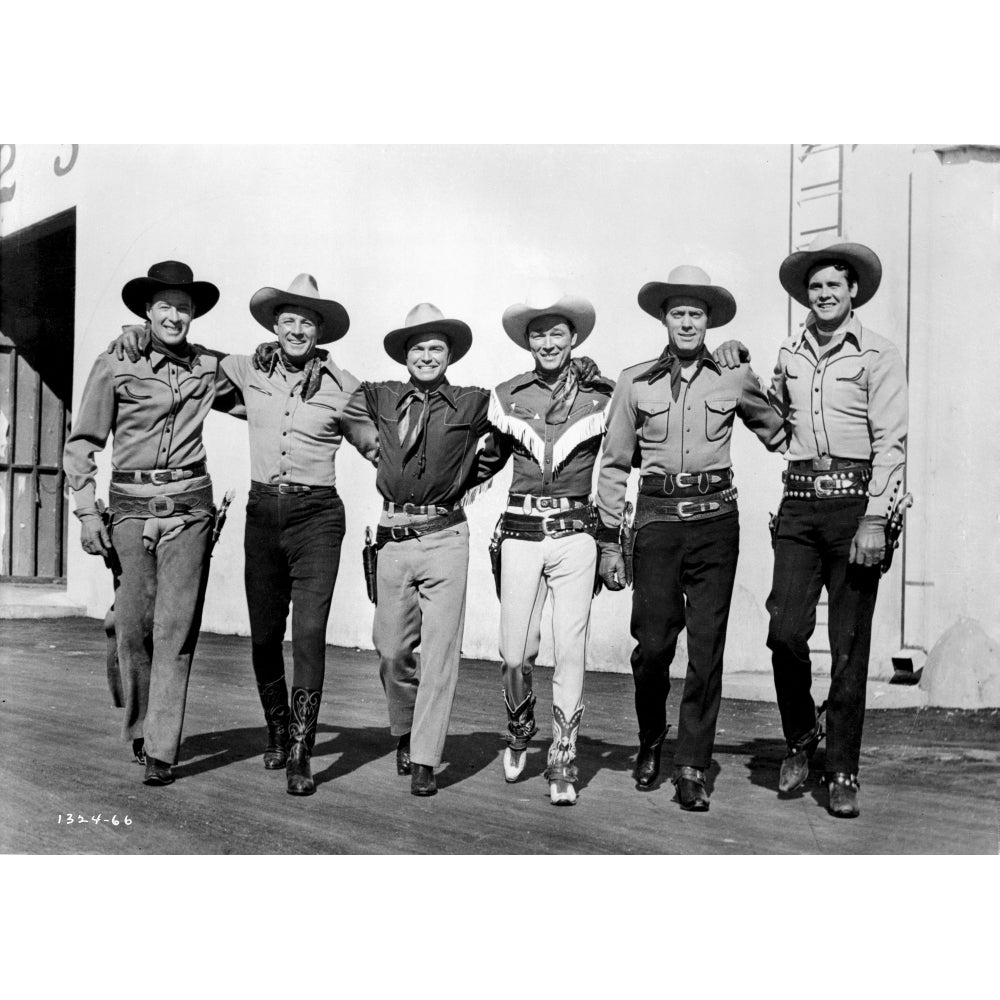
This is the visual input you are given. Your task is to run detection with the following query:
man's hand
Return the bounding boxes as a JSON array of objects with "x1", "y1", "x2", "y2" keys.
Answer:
[
  {"x1": 598, "y1": 541, "x2": 627, "y2": 591},
  {"x1": 712, "y1": 340, "x2": 750, "y2": 369},
  {"x1": 252, "y1": 341, "x2": 280, "y2": 374},
  {"x1": 572, "y1": 355, "x2": 602, "y2": 383},
  {"x1": 79, "y1": 514, "x2": 111, "y2": 559},
  {"x1": 107, "y1": 323, "x2": 150, "y2": 362},
  {"x1": 849, "y1": 516, "x2": 886, "y2": 568}
]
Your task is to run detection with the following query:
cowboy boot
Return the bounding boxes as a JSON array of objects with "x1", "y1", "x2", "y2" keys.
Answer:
[
  {"x1": 286, "y1": 687, "x2": 321, "y2": 796},
  {"x1": 502, "y1": 689, "x2": 538, "y2": 783},
  {"x1": 544, "y1": 705, "x2": 584, "y2": 806},
  {"x1": 396, "y1": 732, "x2": 412, "y2": 775},
  {"x1": 778, "y1": 719, "x2": 825, "y2": 794},
  {"x1": 827, "y1": 772, "x2": 860, "y2": 818},
  {"x1": 672, "y1": 765, "x2": 710, "y2": 811},
  {"x1": 257, "y1": 676, "x2": 290, "y2": 770},
  {"x1": 634, "y1": 726, "x2": 669, "y2": 791}
]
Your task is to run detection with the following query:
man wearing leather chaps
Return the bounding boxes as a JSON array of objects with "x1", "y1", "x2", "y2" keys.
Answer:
[{"x1": 596, "y1": 266, "x2": 787, "y2": 811}]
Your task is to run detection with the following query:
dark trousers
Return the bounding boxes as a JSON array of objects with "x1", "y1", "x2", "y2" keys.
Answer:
[
  {"x1": 766, "y1": 497, "x2": 880, "y2": 774},
  {"x1": 244, "y1": 487, "x2": 346, "y2": 692},
  {"x1": 630, "y1": 512, "x2": 739, "y2": 769}
]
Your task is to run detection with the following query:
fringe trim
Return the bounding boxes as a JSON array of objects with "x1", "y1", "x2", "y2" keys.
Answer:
[
  {"x1": 550, "y1": 408, "x2": 607, "y2": 473},
  {"x1": 488, "y1": 390, "x2": 546, "y2": 466},
  {"x1": 460, "y1": 476, "x2": 494, "y2": 508}
]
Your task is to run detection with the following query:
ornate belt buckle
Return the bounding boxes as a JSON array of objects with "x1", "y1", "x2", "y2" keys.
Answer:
[
  {"x1": 675, "y1": 500, "x2": 696, "y2": 518},
  {"x1": 149, "y1": 469, "x2": 171, "y2": 485},
  {"x1": 813, "y1": 475, "x2": 837, "y2": 497},
  {"x1": 674, "y1": 472, "x2": 696, "y2": 488},
  {"x1": 148, "y1": 495, "x2": 176, "y2": 516},
  {"x1": 540, "y1": 511, "x2": 563, "y2": 536},
  {"x1": 390, "y1": 525, "x2": 409, "y2": 541}
]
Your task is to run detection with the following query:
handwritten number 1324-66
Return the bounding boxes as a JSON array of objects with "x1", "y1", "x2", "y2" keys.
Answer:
[{"x1": 58, "y1": 813, "x2": 132, "y2": 826}]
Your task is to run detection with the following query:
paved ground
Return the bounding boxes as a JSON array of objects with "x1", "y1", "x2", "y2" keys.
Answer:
[{"x1": 1, "y1": 617, "x2": 997, "y2": 854}]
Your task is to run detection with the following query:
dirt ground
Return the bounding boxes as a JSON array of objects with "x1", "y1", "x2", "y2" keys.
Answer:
[{"x1": 1, "y1": 617, "x2": 997, "y2": 854}]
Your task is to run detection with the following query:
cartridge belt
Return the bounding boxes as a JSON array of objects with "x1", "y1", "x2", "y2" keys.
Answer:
[
  {"x1": 783, "y1": 462, "x2": 871, "y2": 500},
  {"x1": 109, "y1": 483, "x2": 213, "y2": 519},
  {"x1": 375, "y1": 508, "x2": 466, "y2": 545},
  {"x1": 382, "y1": 500, "x2": 460, "y2": 516},
  {"x1": 635, "y1": 487, "x2": 738, "y2": 526},
  {"x1": 508, "y1": 493, "x2": 590, "y2": 512},
  {"x1": 111, "y1": 461, "x2": 207, "y2": 485},
  {"x1": 639, "y1": 468, "x2": 733, "y2": 497},
  {"x1": 501, "y1": 504, "x2": 598, "y2": 542}
]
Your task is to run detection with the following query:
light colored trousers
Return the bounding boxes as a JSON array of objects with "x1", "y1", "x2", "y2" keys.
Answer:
[
  {"x1": 373, "y1": 522, "x2": 469, "y2": 768},
  {"x1": 499, "y1": 532, "x2": 597, "y2": 720}
]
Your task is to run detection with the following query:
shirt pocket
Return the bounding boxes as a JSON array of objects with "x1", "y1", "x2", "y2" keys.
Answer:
[
  {"x1": 248, "y1": 383, "x2": 274, "y2": 397},
  {"x1": 834, "y1": 366, "x2": 866, "y2": 384},
  {"x1": 636, "y1": 398, "x2": 670, "y2": 443},
  {"x1": 704, "y1": 397, "x2": 738, "y2": 442}
]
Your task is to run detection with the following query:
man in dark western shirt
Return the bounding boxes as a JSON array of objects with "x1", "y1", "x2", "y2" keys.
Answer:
[{"x1": 341, "y1": 303, "x2": 493, "y2": 797}]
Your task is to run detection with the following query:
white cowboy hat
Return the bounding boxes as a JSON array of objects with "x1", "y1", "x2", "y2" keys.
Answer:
[
  {"x1": 501, "y1": 280, "x2": 596, "y2": 348},
  {"x1": 384, "y1": 302, "x2": 473, "y2": 365},
  {"x1": 637, "y1": 265, "x2": 737, "y2": 328},
  {"x1": 779, "y1": 234, "x2": 882, "y2": 309},
  {"x1": 249, "y1": 274, "x2": 350, "y2": 344}
]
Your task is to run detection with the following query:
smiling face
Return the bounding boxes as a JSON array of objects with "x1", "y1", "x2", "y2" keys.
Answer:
[
  {"x1": 527, "y1": 314, "x2": 577, "y2": 372},
  {"x1": 146, "y1": 289, "x2": 195, "y2": 347},
  {"x1": 806, "y1": 263, "x2": 857, "y2": 332},
  {"x1": 273, "y1": 306, "x2": 322, "y2": 361},
  {"x1": 405, "y1": 335, "x2": 451, "y2": 386},
  {"x1": 662, "y1": 296, "x2": 709, "y2": 357}
]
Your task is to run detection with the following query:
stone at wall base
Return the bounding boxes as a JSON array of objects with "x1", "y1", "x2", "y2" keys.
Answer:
[{"x1": 919, "y1": 617, "x2": 1000, "y2": 708}]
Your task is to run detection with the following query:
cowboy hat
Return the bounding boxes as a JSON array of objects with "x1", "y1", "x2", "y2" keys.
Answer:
[
  {"x1": 637, "y1": 265, "x2": 737, "y2": 328},
  {"x1": 121, "y1": 260, "x2": 220, "y2": 319},
  {"x1": 384, "y1": 303, "x2": 472, "y2": 365},
  {"x1": 501, "y1": 280, "x2": 596, "y2": 348},
  {"x1": 249, "y1": 274, "x2": 350, "y2": 345},
  {"x1": 779, "y1": 233, "x2": 882, "y2": 309}
]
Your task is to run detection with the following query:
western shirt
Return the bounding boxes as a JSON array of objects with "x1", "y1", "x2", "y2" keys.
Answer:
[
  {"x1": 485, "y1": 370, "x2": 615, "y2": 498},
  {"x1": 340, "y1": 379, "x2": 492, "y2": 506},
  {"x1": 769, "y1": 313, "x2": 907, "y2": 519},
  {"x1": 220, "y1": 352, "x2": 360, "y2": 487},
  {"x1": 63, "y1": 343, "x2": 241, "y2": 511},
  {"x1": 596, "y1": 349, "x2": 787, "y2": 529}
]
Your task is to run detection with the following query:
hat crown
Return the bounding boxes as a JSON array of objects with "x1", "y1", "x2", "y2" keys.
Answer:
[
  {"x1": 522, "y1": 279, "x2": 569, "y2": 311},
  {"x1": 664, "y1": 264, "x2": 714, "y2": 287},
  {"x1": 403, "y1": 302, "x2": 447, "y2": 329},
  {"x1": 148, "y1": 260, "x2": 195, "y2": 284},
  {"x1": 803, "y1": 232, "x2": 852, "y2": 254},
  {"x1": 281, "y1": 273, "x2": 322, "y2": 301}
]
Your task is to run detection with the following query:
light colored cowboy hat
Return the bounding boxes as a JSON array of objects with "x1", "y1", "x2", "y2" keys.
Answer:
[
  {"x1": 637, "y1": 265, "x2": 737, "y2": 328},
  {"x1": 122, "y1": 260, "x2": 220, "y2": 319},
  {"x1": 501, "y1": 279, "x2": 596, "y2": 348},
  {"x1": 383, "y1": 302, "x2": 473, "y2": 365},
  {"x1": 249, "y1": 274, "x2": 350, "y2": 344},
  {"x1": 779, "y1": 233, "x2": 882, "y2": 309}
]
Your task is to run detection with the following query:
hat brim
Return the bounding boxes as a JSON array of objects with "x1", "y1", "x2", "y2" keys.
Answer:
[
  {"x1": 779, "y1": 242, "x2": 882, "y2": 309},
  {"x1": 383, "y1": 318, "x2": 472, "y2": 365},
  {"x1": 249, "y1": 287, "x2": 350, "y2": 345},
  {"x1": 122, "y1": 277, "x2": 220, "y2": 320},
  {"x1": 637, "y1": 282, "x2": 737, "y2": 328},
  {"x1": 501, "y1": 295, "x2": 596, "y2": 349}
]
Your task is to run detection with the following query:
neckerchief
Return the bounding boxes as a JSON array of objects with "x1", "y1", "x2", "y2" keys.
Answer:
[
  {"x1": 397, "y1": 385, "x2": 436, "y2": 475},
  {"x1": 543, "y1": 362, "x2": 580, "y2": 425},
  {"x1": 150, "y1": 332, "x2": 195, "y2": 371},
  {"x1": 639, "y1": 345, "x2": 712, "y2": 401}
]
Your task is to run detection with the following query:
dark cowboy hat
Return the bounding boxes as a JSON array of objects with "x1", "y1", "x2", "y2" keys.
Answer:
[
  {"x1": 501, "y1": 279, "x2": 596, "y2": 349},
  {"x1": 121, "y1": 260, "x2": 220, "y2": 319},
  {"x1": 384, "y1": 302, "x2": 472, "y2": 365},
  {"x1": 637, "y1": 265, "x2": 737, "y2": 328},
  {"x1": 249, "y1": 273, "x2": 350, "y2": 345},
  {"x1": 779, "y1": 233, "x2": 882, "y2": 309}
]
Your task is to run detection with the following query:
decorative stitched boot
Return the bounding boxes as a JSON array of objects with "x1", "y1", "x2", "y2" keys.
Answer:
[
  {"x1": 544, "y1": 705, "x2": 584, "y2": 806},
  {"x1": 502, "y1": 689, "x2": 538, "y2": 783},
  {"x1": 778, "y1": 719, "x2": 825, "y2": 794},
  {"x1": 634, "y1": 725, "x2": 670, "y2": 791},
  {"x1": 257, "y1": 676, "x2": 290, "y2": 770},
  {"x1": 286, "y1": 687, "x2": 321, "y2": 796}
]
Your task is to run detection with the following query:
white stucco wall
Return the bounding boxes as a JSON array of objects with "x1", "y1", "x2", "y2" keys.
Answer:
[{"x1": 11, "y1": 143, "x2": 983, "y2": 678}]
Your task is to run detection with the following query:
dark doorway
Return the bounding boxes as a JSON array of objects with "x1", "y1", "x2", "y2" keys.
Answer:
[{"x1": 0, "y1": 207, "x2": 76, "y2": 581}]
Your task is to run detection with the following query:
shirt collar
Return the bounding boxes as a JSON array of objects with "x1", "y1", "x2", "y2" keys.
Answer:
[
  {"x1": 148, "y1": 343, "x2": 201, "y2": 372},
  {"x1": 637, "y1": 345, "x2": 720, "y2": 383},
  {"x1": 509, "y1": 369, "x2": 562, "y2": 394},
  {"x1": 801, "y1": 311, "x2": 863, "y2": 353},
  {"x1": 398, "y1": 377, "x2": 457, "y2": 410}
]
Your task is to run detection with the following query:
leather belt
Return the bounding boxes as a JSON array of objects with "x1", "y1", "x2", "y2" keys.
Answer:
[
  {"x1": 250, "y1": 482, "x2": 338, "y2": 496},
  {"x1": 111, "y1": 461, "x2": 207, "y2": 485},
  {"x1": 383, "y1": 500, "x2": 459, "y2": 516},
  {"x1": 109, "y1": 484, "x2": 213, "y2": 518},
  {"x1": 640, "y1": 469, "x2": 733, "y2": 497},
  {"x1": 635, "y1": 487, "x2": 738, "y2": 526},
  {"x1": 782, "y1": 464, "x2": 871, "y2": 500},
  {"x1": 501, "y1": 505, "x2": 597, "y2": 541},
  {"x1": 375, "y1": 508, "x2": 466, "y2": 545},
  {"x1": 508, "y1": 493, "x2": 590, "y2": 513},
  {"x1": 788, "y1": 458, "x2": 871, "y2": 473}
]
